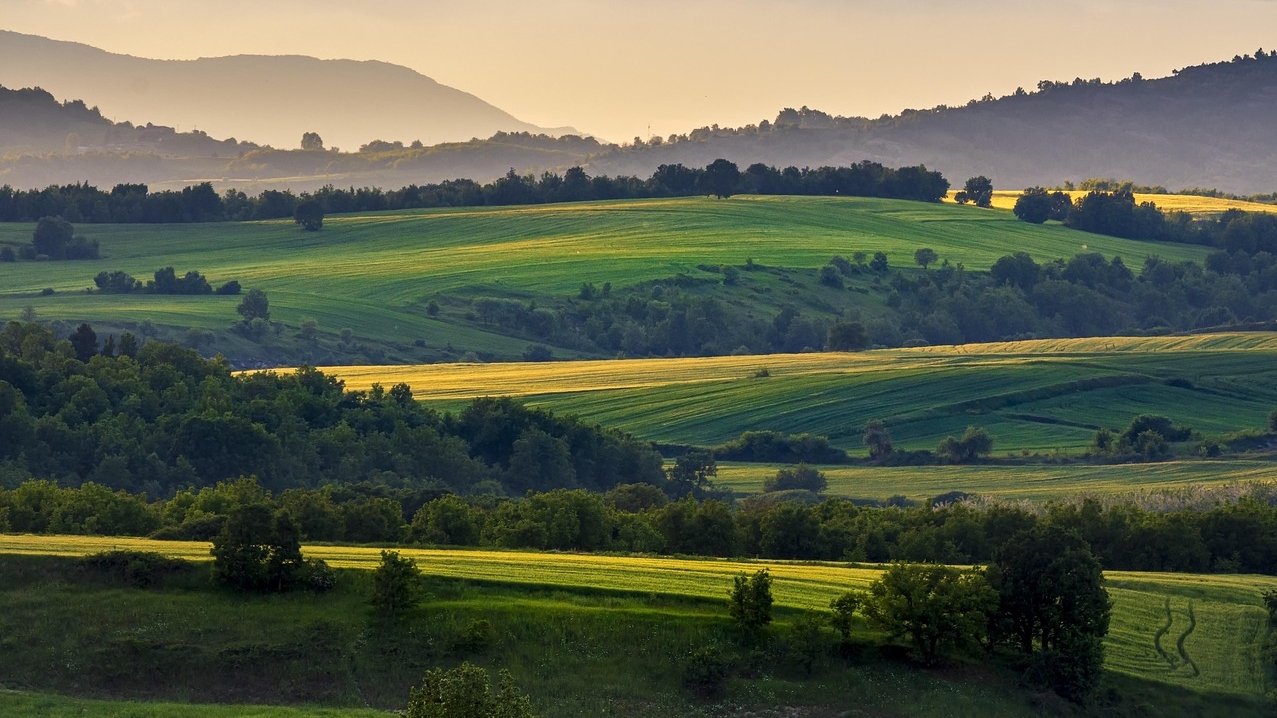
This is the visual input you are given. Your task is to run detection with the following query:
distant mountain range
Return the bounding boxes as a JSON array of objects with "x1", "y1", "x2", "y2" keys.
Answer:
[
  {"x1": 586, "y1": 52, "x2": 1277, "y2": 195},
  {"x1": 0, "y1": 30, "x2": 575, "y2": 151},
  {"x1": 0, "y1": 32, "x2": 1274, "y2": 195}
]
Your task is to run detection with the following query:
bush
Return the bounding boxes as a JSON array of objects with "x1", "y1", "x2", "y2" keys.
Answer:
[
  {"x1": 683, "y1": 645, "x2": 732, "y2": 699},
  {"x1": 301, "y1": 558, "x2": 337, "y2": 592},
  {"x1": 1269, "y1": 409, "x2": 1277, "y2": 432},
  {"x1": 728, "y1": 569, "x2": 773, "y2": 641},
  {"x1": 818, "y1": 264, "x2": 844, "y2": 288},
  {"x1": 407, "y1": 662, "x2": 537, "y2": 718},
  {"x1": 762, "y1": 463, "x2": 827, "y2": 493},
  {"x1": 452, "y1": 618, "x2": 494, "y2": 654},
  {"x1": 79, "y1": 550, "x2": 194, "y2": 588},
  {"x1": 370, "y1": 549, "x2": 422, "y2": 616}
]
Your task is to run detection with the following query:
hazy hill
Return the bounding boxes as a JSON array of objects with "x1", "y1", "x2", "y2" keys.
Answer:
[
  {"x1": 0, "y1": 30, "x2": 574, "y2": 151},
  {"x1": 586, "y1": 53, "x2": 1277, "y2": 195}
]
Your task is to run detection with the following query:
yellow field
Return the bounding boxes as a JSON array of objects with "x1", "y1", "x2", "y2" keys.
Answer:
[
  {"x1": 948, "y1": 190, "x2": 1277, "y2": 215},
  {"x1": 317, "y1": 332, "x2": 1277, "y2": 402}
]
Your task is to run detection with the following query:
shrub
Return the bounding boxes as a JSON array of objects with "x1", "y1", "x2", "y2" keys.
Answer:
[
  {"x1": 683, "y1": 645, "x2": 732, "y2": 699},
  {"x1": 79, "y1": 550, "x2": 194, "y2": 588},
  {"x1": 452, "y1": 618, "x2": 494, "y2": 654},
  {"x1": 407, "y1": 662, "x2": 537, "y2": 718},
  {"x1": 370, "y1": 549, "x2": 422, "y2": 616},
  {"x1": 762, "y1": 464, "x2": 827, "y2": 493},
  {"x1": 818, "y1": 264, "x2": 844, "y2": 288},
  {"x1": 728, "y1": 569, "x2": 773, "y2": 641}
]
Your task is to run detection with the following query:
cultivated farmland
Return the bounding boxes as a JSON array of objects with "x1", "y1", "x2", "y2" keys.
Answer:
[
  {"x1": 324, "y1": 332, "x2": 1277, "y2": 456},
  {"x1": 0, "y1": 195, "x2": 1212, "y2": 361}
]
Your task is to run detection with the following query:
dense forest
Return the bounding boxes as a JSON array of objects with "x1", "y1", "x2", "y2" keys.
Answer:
[{"x1": 0, "y1": 322, "x2": 664, "y2": 497}]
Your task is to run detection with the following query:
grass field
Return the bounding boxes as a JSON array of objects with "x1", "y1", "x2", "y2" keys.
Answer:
[
  {"x1": 712, "y1": 460, "x2": 1277, "y2": 502},
  {"x1": 0, "y1": 196, "x2": 1211, "y2": 358},
  {"x1": 1, "y1": 535, "x2": 1273, "y2": 707},
  {"x1": 954, "y1": 191, "x2": 1277, "y2": 215},
  {"x1": 323, "y1": 333, "x2": 1277, "y2": 456}
]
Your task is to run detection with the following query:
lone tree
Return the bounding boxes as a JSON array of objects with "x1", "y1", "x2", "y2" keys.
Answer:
[
  {"x1": 300, "y1": 132, "x2": 325, "y2": 151},
  {"x1": 294, "y1": 200, "x2": 324, "y2": 231},
  {"x1": 370, "y1": 549, "x2": 422, "y2": 617},
  {"x1": 913, "y1": 247, "x2": 938, "y2": 270},
  {"x1": 862, "y1": 420, "x2": 894, "y2": 460},
  {"x1": 728, "y1": 568, "x2": 773, "y2": 642},
  {"x1": 236, "y1": 289, "x2": 270, "y2": 322},
  {"x1": 954, "y1": 176, "x2": 994, "y2": 208}
]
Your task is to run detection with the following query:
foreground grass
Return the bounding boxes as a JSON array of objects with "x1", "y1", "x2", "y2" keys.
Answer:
[
  {"x1": 324, "y1": 333, "x2": 1277, "y2": 456},
  {"x1": 1, "y1": 534, "x2": 1274, "y2": 709}
]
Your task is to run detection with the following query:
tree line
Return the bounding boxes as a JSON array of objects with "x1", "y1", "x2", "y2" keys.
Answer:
[
  {"x1": 6, "y1": 473, "x2": 1277, "y2": 576},
  {"x1": 0, "y1": 159, "x2": 950, "y2": 225}
]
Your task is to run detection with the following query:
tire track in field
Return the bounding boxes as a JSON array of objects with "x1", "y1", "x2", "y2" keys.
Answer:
[
  {"x1": 1176, "y1": 601, "x2": 1200, "y2": 678},
  {"x1": 1153, "y1": 597, "x2": 1177, "y2": 668}
]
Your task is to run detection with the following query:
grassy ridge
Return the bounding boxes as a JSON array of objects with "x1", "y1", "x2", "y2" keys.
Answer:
[
  {"x1": 0, "y1": 196, "x2": 1210, "y2": 351},
  {"x1": 1, "y1": 535, "x2": 1274, "y2": 703},
  {"x1": 324, "y1": 333, "x2": 1277, "y2": 454}
]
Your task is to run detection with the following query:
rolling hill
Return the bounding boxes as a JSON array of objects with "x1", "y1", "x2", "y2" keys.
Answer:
[{"x1": 0, "y1": 195, "x2": 1215, "y2": 366}]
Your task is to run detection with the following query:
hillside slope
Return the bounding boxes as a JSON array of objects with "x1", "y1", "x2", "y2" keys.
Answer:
[
  {"x1": 0, "y1": 31, "x2": 573, "y2": 152},
  {"x1": 586, "y1": 53, "x2": 1277, "y2": 195}
]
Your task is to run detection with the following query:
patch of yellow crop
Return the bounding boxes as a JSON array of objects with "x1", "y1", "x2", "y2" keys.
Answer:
[{"x1": 948, "y1": 190, "x2": 1277, "y2": 215}]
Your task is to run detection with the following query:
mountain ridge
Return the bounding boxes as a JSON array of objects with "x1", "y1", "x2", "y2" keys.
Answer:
[{"x1": 0, "y1": 30, "x2": 577, "y2": 150}]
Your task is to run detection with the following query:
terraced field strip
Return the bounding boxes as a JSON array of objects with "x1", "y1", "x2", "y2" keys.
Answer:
[
  {"x1": 955, "y1": 191, "x2": 1277, "y2": 215},
  {"x1": 3, "y1": 536, "x2": 1275, "y2": 695},
  {"x1": 322, "y1": 332, "x2": 1277, "y2": 455},
  {"x1": 713, "y1": 460, "x2": 1277, "y2": 502}
]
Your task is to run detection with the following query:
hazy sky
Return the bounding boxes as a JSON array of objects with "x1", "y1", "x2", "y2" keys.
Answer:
[{"x1": 4, "y1": 0, "x2": 1277, "y2": 141}]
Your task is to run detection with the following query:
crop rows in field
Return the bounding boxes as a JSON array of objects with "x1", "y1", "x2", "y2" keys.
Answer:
[
  {"x1": 326, "y1": 333, "x2": 1277, "y2": 455},
  {"x1": 1, "y1": 535, "x2": 1274, "y2": 697}
]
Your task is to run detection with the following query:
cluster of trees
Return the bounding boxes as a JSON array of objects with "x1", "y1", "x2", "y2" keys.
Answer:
[
  {"x1": 0, "y1": 215, "x2": 97, "y2": 262},
  {"x1": 1015, "y1": 187, "x2": 1277, "y2": 255},
  {"x1": 0, "y1": 322, "x2": 663, "y2": 497},
  {"x1": 0, "y1": 159, "x2": 950, "y2": 225},
  {"x1": 8, "y1": 474, "x2": 1277, "y2": 575},
  {"x1": 93, "y1": 267, "x2": 240, "y2": 295}
]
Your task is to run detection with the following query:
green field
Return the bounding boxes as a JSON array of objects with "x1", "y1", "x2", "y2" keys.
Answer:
[
  {"x1": 0, "y1": 195, "x2": 1211, "y2": 361},
  {"x1": 325, "y1": 333, "x2": 1277, "y2": 456},
  {"x1": 0, "y1": 535, "x2": 1273, "y2": 715}
]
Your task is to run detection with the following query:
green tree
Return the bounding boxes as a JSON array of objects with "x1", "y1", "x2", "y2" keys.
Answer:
[
  {"x1": 829, "y1": 591, "x2": 864, "y2": 647},
  {"x1": 300, "y1": 132, "x2": 325, "y2": 151},
  {"x1": 1013, "y1": 188, "x2": 1053, "y2": 224},
  {"x1": 861, "y1": 562, "x2": 996, "y2": 664},
  {"x1": 294, "y1": 200, "x2": 324, "y2": 231},
  {"x1": 826, "y1": 321, "x2": 869, "y2": 351},
  {"x1": 913, "y1": 247, "x2": 938, "y2": 269},
  {"x1": 237, "y1": 289, "x2": 270, "y2": 322},
  {"x1": 406, "y1": 662, "x2": 537, "y2": 718},
  {"x1": 762, "y1": 463, "x2": 827, "y2": 493},
  {"x1": 31, "y1": 216, "x2": 74, "y2": 259},
  {"x1": 1269, "y1": 408, "x2": 1277, "y2": 432},
  {"x1": 868, "y1": 251, "x2": 889, "y2": 274},
  {"x1": 728, "y1": 568, "x2": 773, "y2": 641},
  {"x1": 789, "y1": 611, "x2": 828, "y2": 676},
  {"x1": 69, "y1": 322, "x2": 97, "y2": 362},
  {"x1": 991, "y1": 525, "x2": 1111, "y2": 702},
  {"x1": 665, "y1": 450, "x2": 718, "y2": 499},
  {"x1": 210, "y1": 503, "x2": 304, "y2": 592},
  {"x1": 954, "y1": 176, "x2": 994, "y2": 208},
  {"x1": 699, "y1": 159, "x2": 741, "y2": 199},
  {"x1": 862, "y1": 420, "x2": 894, "y2": 460},
  {"x1": 936, "y1": 426, "x2": 993, "y2": 463},
  {"x1": 370, "y1": 549, "x2": 422, "y2": 617}
]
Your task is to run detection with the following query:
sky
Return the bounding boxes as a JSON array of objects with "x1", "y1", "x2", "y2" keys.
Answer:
[{"x1": 4, "y1": 0, "x2": 1277, "y2": 141}]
